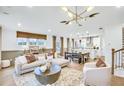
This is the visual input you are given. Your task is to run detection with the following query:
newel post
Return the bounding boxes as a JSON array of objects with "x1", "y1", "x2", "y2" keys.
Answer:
[{"x1": 112, "y1": 48, "x2": 115, "y2": 74}]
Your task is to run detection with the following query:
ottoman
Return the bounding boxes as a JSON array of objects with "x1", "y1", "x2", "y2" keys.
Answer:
[
  {"x1": 51, "y1": 58, "x2": 69, "y2": 67},
  {"x1": 1, "y1": 60, "x2": 10, "y2": 68}
]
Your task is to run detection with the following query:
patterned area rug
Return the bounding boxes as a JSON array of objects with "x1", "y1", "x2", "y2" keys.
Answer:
[{"x1": 13, "y1": 67, "x2": 84, "y2": 86}]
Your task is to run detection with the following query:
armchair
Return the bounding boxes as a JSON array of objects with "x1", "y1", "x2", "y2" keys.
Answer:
[{"x1": 83, "y1": 62, "x2": 111, "y2": 86}]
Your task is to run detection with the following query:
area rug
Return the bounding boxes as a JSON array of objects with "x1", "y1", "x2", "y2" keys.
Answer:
[{"x1": 13, "y1": 67, "x2": 84, "y2": 86}]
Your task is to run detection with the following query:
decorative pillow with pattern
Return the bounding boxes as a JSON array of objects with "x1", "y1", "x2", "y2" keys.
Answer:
[
  {"x1": 25, "y1": 54, "x2": 36, "y2": 64},
  {"x1": 96, "y1": 58, "x2": 106, "y2": 67}
]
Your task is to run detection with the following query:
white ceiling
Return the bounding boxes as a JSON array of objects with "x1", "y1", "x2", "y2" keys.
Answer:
[{"x1": 0, "y1": 6, "x2": 124, "y2": 37}]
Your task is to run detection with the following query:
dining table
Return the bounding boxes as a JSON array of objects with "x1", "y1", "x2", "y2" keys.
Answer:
[{"x1": 65, "y1": 51, "x2": 90, "y2": 64}]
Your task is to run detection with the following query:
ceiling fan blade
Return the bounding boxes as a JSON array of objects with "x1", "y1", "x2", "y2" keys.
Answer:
[
  {"x1": 60, "y1": 21, "x2": 67, "y2": 23},
  {"x1": 65, "y1": 21, "x2": 70, "y2": 24},
  {"x1": 89, "y1": 13, "x2": 100, "y2": 17}
]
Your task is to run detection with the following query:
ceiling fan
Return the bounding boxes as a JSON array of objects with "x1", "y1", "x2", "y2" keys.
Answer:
[{"x1": 60, "y1": 6, "x2": 100, "y2": 26}]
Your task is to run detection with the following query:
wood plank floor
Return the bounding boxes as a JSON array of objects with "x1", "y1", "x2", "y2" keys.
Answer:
[
  {"x1": 0, "y1": 66, "x2": 16, "y2": 86},
  {"x1": 0, "y1": 62, "x2": 124, "y2": 86}
]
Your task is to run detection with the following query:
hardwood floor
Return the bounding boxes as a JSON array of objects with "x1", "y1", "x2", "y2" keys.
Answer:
[
  {"x1": 111, "y1": 76, "x2": 124, "y2": 86},
  {"x1": 0, "y1": 67, "x2": 16, "y2": 86},
  {"x1": 0, "y1": 62, "x2": 124, "y2": 86},
  {"x1": 68, "y1": 62, "x2": 83, "y2": 71}
]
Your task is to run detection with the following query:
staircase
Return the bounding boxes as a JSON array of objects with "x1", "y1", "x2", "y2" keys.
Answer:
[
  {"x1": 111, "y1": 28, "x2": 124, "y2": 77},
  {"x1": 112, "y1": 48, "x2": 124, "y2": 77}
]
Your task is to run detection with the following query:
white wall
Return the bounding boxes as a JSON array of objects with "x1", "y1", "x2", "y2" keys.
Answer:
[
  {"x1": 1, "y1": 27, "x2": 53, "y2": 50},
  {"x1": 2, "y1": 26, "x2": 17, "y2": 50},
  {"x1": 104, "y1": 24, "x2": 122, "y2": 64},
  {"x1": 1, "y1": 25, "x2": 70, "y2": 51}
]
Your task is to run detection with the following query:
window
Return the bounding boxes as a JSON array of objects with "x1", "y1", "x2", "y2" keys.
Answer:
[
  {"x1": 17, "y1": 38, "x2": 27, "y2": 45},
  {"x1": 17, "y1": 38, "x2": 46, "y2": 48},
  {"x1": 37, "y1": 39, "x2": 46, "y2": 46},
  {"x1": 29, "y1": 38, "x2": 37, "y2": 46},
  {"x1": 16, "y1": 31, "x2": 47, "y2": 48}
]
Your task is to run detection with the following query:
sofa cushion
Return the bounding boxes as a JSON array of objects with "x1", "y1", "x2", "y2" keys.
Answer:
[
  {"x1": 96, "y1": 58, "x2": 106, "y2": 67},
  {"x1": 38, "y1": 56, "x2": 46, "y2": 61},
  {"x1": 25, "y1": 54, "x2": 36, "y2": 64},
  {"x1": 17, "y1": 56, "x2": 27, "y2": 64},
  {"x1": 21, "y1": 60, "x2": 45, "y2": 70}
]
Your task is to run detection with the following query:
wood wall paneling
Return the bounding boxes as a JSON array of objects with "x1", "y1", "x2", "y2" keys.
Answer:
[
  {"x1": 17, "y1": 31, "x2": 47, "y2": 40},
  {"x1": 1, "y1": 49, "x2": 53, "y2": 66}
]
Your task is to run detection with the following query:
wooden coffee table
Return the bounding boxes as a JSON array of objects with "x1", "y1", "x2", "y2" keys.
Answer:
[{"x1": 34, "y1": 64, "x2": 61, "y2": 85}]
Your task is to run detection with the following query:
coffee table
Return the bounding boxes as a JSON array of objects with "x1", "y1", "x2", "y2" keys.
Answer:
[{"x1": 34, "y1": 64, "x2": 61, "y2": 85}]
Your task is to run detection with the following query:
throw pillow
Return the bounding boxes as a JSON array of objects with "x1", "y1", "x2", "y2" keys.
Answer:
[
  {"x1": 17, "y1": 56, "x2": 27, "y2": 64},
  {"x1": 96, "y1": 58, "x2": 106, "y2": 67},
  {"x1": 25, "y1": 54, "x2": 36, "y2": 64}
]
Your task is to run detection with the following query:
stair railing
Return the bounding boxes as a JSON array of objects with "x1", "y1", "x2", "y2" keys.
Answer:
[{"x1": 112, "y1": 48, "x2": 124, "y2": 74}]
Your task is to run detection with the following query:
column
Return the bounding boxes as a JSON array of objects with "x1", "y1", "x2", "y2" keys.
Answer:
[
  {"x1": 67, "y1": 38, "x2": 69, "y2": 52},
  {"x1": 72, "y1": 38, "x2": 74, "y2": 49},
  {"x1": 52, "y1": 36, "x2": 56, "y2": 58},
  {"x1": 60, "y1": 37, "x2": 64, "y2": 56},
  {"x1": 79, "y1": 39, "x2": 81, "y2": 48}
]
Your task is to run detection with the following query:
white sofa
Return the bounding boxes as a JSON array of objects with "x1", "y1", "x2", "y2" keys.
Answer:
[
  {"x1": 15, "y1": 56, "x2": 46, "y2": 75},
  {"x1": 15, "y1": 55, "x2": 69, "y2": 75},
  {"x1": 83, "y1": 62, "x2": 111, "y2": 86}
]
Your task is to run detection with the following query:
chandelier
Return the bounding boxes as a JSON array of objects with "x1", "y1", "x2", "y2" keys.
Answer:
[{"x1": 60, "y1": 6, "x2": 100, "y2": 26}]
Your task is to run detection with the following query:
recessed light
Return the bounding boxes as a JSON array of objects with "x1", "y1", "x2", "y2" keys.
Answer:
[
  {"x1": 48, "y1": 29, "x2": 52, "y2": 32},
  {"x1": 17, "y1": 23, "x2": 21, "y2": 27}
]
